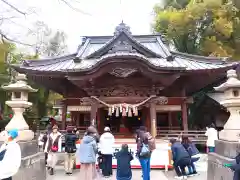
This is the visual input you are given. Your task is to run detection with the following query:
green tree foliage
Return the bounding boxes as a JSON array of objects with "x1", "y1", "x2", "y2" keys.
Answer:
[{"x1": 153, "y1": 0, "x2": 240, "y2": 58}]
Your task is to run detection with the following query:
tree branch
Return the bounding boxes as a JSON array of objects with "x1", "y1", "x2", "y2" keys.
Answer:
[
  {"x1": 1, "y1": 0, "x2": 26, "y2": 16},
  {"x1": 58, "y1": 0, "x2": 91, "y2": 15},
  {"x1": 0, "y1": 32, "x2": 33, "y2": 46}
]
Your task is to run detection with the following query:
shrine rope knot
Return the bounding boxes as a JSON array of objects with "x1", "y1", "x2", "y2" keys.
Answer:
[{"x1": 90, "y1": 95, "x2": 156, "y2": 117}]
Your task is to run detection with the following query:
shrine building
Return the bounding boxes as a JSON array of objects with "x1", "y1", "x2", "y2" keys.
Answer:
[{"x1": 12, "y1": 22, "x2": 239, "y2": 137}]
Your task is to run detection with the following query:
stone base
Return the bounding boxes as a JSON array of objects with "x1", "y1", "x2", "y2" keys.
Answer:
[
  {"x1": 0, "y1": 130, "x2": 34, "y2": 141},
  {"x1": 207, "y1": 139, "x2": 240, "y2": 180},
  {"x1": 219, "y1": 129, "x2": 240, "y2": 142},
  {"x1": 0, "y1": 140, "x2": 46, "y2": 180},
  {"x1": 208, "y1": 152, "x2": 234, "y2": 180},
  {"x1": 14, "y1": 152, "x2": 46, "y2": 180},
  {"x1": 17, "y1": 130, "x2": 34, "y2": 141}
]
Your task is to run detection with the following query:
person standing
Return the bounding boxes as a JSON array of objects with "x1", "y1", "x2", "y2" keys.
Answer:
[
  {"x1": 64, "y1": 126, "x2": 78, "y2": 175},
  {"x1": 116, "y1": 144, "x2": 133, "y2": 180},
  {"x1": 0, "y1": 129, "x2": 21, "y2": 180},
  {"x1": 44, "y1": 125, "x2": 62, "y2": 175},
  {"x1": 99, "y1": 127, "x2": 115, "y2": 177},
  {"x1": 205, "y1": 124, "x2": 218, "y2": 153},
  {"x1": 78, "y1": 126, "x2": 98, "y2": 180},
  {"x1": 136, "y1": 128, "x2": 151, "y2": 180},
  {"x1": 170, "y1": 139, "x2": 191, "y2": 179}
]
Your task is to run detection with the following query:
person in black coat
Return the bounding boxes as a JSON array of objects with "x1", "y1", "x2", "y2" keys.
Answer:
[
  {"x1": 224, "y1": 153, "x2": 240, "y2": 180},
  {"x1": 170, "y1": 139, "x2": 191, "y2": 179},
  {"x1": 116, "y1": 144, "x2": 133, "y2": 180},
  {"x1": 64, "y1": 127, "x2": 78, "y2": 175}
]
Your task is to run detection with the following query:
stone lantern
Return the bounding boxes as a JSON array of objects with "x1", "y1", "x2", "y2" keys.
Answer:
[
  {"x1": 1, "y1": 73, "x2": 37, "y2": 141},
  {"x1": 214, "y1": 69, "x2": 240, "y2": 141}
]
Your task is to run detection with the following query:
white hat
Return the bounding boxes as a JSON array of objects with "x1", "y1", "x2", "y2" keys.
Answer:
[{"x1": 104, "y1": 127, "x2": 110, "y2": 132}]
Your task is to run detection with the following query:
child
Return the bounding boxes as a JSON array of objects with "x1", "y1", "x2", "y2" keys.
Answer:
[
  {"x1": 224, "y1": 153, "x2": 240, "y2": 180},
  {"x1": 116, "y1": 144, "x2": 133, "y2": 180}
]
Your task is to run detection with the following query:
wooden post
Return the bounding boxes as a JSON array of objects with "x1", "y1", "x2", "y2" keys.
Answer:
[
  {"x1": 181, "y1": 88, "x2": 188, "y2": 131},
  {"x1": 168, "y1": 112, "x2": 172, "y2": 130},
  {"x1": 150, "y1": 103, "x2": 157, "y2": 137},
  {"x1": 61, "y1": 103, "x2": 67, "y2": 130}
]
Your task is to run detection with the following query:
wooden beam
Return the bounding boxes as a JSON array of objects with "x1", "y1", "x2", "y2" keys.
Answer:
[
  {"x1": 181, "y1": 88, "x2": 188, "y2": 131},
  {"x1": 61, "y1": 103, "x2": 67, "y2": 130}
]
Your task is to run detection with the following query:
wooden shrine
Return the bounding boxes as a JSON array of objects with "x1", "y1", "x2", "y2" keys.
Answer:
[{"x1": 12, "y1": 22, "x2": 239, "y2": 137}]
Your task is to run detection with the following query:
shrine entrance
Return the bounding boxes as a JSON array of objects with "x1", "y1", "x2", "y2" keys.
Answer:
[{"x1": 100, "y1": 107, "x2": 144, "y2": 134}]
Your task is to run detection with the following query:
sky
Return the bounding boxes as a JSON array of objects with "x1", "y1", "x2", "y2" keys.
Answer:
[{"x1": 1, "y1": 0, "x2": 163, "y2": 53}]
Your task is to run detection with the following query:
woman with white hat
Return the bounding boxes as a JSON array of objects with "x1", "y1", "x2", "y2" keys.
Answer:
[{"x1": 99, "y1": 127, "x2": 115, "y2": 177}]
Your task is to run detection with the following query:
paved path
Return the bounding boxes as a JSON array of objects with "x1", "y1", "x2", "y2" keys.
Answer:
[
  {"x1": 46, "y1": 167, "x2": 206, "y2": 180},
  {"x1": 47, "y1": 167, "x2": 169, "y2": 180},
  {"x1": 47, "y1": 154, "x2": 208, "y2": 180}
]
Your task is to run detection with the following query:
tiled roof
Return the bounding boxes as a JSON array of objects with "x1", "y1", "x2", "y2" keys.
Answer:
[{"x1": 13, "y1": 22, "x2": 239, "y2": 73}]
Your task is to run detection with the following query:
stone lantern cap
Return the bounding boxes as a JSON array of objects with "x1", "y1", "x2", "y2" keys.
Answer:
[
  {"x1": 214, "y1": 69, "x2": 240, "y2": 92},
  {"x1": 2, "y1": 73, "x2": 37, "y2": 92}
]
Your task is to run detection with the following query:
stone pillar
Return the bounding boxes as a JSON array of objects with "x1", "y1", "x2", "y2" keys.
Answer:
[
  {"x1": 150, "y1": 103, "x2": 157, "y2": 137},
  {"x1": 0, "y1": 73, "x2": 46, "y2": 180},
  {"x1": 207, "y1": 69, "x2": 240, "y2": 180}
]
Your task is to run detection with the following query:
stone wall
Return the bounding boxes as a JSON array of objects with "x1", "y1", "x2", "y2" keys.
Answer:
[
  {"x1": 207, "y1": 140, "x2": 239, "y2": 180},
  {"x1": 0, "y1": 140, "x2": 46, "y2": 180},
  {"x1": 14, "y1": 152, "x2": 46, "y2": 180}
]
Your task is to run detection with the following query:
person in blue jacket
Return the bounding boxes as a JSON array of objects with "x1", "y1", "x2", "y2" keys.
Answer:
[
  {"x1": 116, "y1": 144, "x2": 133, "y2": 180},
  {"x1": 170, "y1": 139, "x2": 191, "y2": 179},
  {"x1": 181, "y1": 136, "x2": 200, "y2": 176},
  {"x1": 224, "y1": 153, "x2": 240, "y2": 180}
]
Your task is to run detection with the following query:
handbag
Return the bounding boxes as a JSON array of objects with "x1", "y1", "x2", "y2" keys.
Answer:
[
  {"x1": 140, "y1": 143, "x2": 150, "y2": 156},
  {"x1": 51, "y1": 145, "x2": 58, "y2": 152}
]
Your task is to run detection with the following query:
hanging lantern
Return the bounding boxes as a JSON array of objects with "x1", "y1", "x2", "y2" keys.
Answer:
[
  {"x1": 108, "y1": 107, "x2": 112, "y2": 116},
  {"x1": 122, "y1": 107, "x2": 126, "y2": 116},
  {"x1": 116, "y1": 107, "x2": 119, "y2": 117},
  {"x1": 128, "y1": 108, "x2": 132, "y2": 117}
]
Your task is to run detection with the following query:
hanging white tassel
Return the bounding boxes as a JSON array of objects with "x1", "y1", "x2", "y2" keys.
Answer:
[
  {"x1": 135, "y1": 107, "x2": 138, "y2": 116},
  {"x1": 120, "y1": 104, "x2": 123, "y2": 113},
  {"x1": 126, "y1": 105, "x2": 129, "y2": 113},
  {"x1": 108, "y1": 107, "x2": 112, "y2": 116},
  {"x1": 122, "y1": 107, "x2": 126, "y2": 116},
  {"x1": 112, "y1": 105, "x2": 115, "y2": 113},
  {"x1": 116, "y1": 107, "x2": 119, "y2": 117},
  {"x1": 128, "y1": 108, "x2": 132, "y2": 117}
]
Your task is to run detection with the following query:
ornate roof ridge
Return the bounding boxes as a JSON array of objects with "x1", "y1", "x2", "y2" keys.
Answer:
[
  {"x1": 84, "y1": 31, "x2": 166, "y2": 59},
  {"x1": 171, "y1": 51, "x2": 230, "y2": 64},
  {"x1": 22, "y1": 53, "x2": 77, "y2": 67}
]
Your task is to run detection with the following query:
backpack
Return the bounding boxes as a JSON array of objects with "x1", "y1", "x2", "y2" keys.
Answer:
[
  {"x1": 140, "y1": 143, "x2": 150, "y2": 156},
  {"x1": 145, "y1": 132, "x2": 156, "y2": 151}
]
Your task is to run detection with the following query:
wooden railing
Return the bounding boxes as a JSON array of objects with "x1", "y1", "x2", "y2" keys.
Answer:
[{"x1": 157, "y1": 130, "x2": 207, "y2": 143}]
